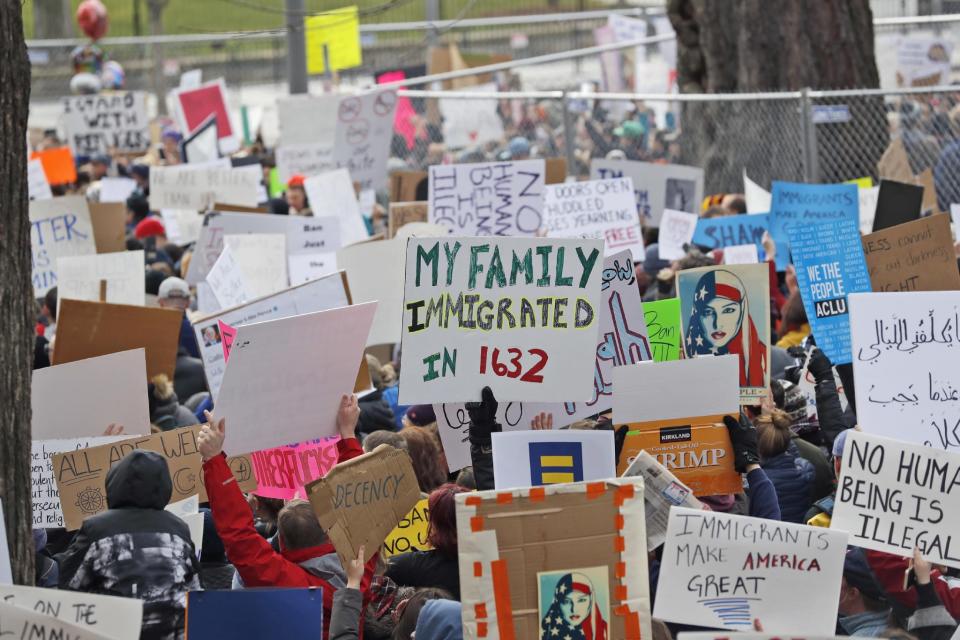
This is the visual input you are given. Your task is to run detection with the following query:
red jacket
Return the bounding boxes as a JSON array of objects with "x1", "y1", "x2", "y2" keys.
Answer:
[
  {"x1": 865, "y1": 549, "x2": 960, "y2": 618},
  {"x1": 203, "y1": 437, "x2": 377, "y2": 639}
]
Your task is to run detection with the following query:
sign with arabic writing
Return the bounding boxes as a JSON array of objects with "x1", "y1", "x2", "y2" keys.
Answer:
[{"x1": 849, "y1": 291, "x2": 960, "y2": 450}]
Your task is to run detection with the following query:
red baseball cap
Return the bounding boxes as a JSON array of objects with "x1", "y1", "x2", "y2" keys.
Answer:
[{"x1": 134, "y1": 217, "x2": 166, "y2": 240}]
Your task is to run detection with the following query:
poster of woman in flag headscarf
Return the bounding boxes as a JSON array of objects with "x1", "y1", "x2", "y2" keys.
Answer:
[
  {"x1": 538, "y1": 566, "x2": 610, "y2": 640},
  {"x1": 677, "y1": 263, "x2": 770, "y2": 404}
]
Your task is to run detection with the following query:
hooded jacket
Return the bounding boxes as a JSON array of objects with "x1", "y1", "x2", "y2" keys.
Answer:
[
  {"x1": 58, "y1": 450, "x2": 201, "y2": 640},
  {"x1": 760, "y1": 442, "x2": 816, "y2": 523},
  {"x1": 357, "y1": 390, "x2": 397, "y2": 436},
  {"x1": 415, "y1": 599, "x2": 464, "y2": 640}
]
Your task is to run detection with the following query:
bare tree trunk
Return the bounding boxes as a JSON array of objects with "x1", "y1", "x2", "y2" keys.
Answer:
[
  {"x1": 669, "y1": 0, "x2": 887, "y2": 192},
  {"x1": 31, "y1": 0, "x2": 73, "y2": 39},
  {"x1": 1, "y1": 1, "x2": 36, "y2": 585}
]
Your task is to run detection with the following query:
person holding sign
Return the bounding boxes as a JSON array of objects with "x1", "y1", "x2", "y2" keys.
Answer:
[{"x1": 198, "y1": 395, "x2": 377, "y2": 640}]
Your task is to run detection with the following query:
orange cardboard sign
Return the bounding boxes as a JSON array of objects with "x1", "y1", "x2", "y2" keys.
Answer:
[{"x1": 30, "y1": 147, "x2": 77, "y2": 185}]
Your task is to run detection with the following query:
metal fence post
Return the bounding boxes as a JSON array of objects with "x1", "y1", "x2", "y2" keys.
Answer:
[
  {"x1": 800, "y1": 87, "x2": 819, "y2": 183},
  {"x1": 286, "y1": 0, "x2": 308, "y2": 95},
  {"x1": 561, "y1": 91, "x2": 576, "y2": 177}
]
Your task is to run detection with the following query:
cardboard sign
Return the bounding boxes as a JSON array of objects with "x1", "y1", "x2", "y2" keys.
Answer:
[
  {"x1": 849, "y1": 291, "x2": 960, "y2": 450},
  {"x1": 545, "y1": 158, "x2": 567, "y2": 185},
  {"x1": 332, "y1": 89, "x2": 397, "y2": 192},
  {"x1": 743, "y1": 171, "x2": 771, "y2": 213},
  {"x1": 171, "y1": 79, "x2": 237, "y2": 154},
  {"x1": 621, "y1": 451, "x2": 702, "y2": 551},
  {"x1": 0, "y1": 585, "x2": 142, "y2": 640},
  {"x1": 28, "y1": 158, "x2": 52, "y2": 200},
  {"x1": 862, "y1": 214, "x2": 960, "y2": 292},
  {"x1": 382, "y1": 498, "x2": 431, "y2": 558},
  {"x1": 787, "y1": 219, "x2": 871, "y2": 365},
  {"x1": 305, "y1": 6, "x2": 361, "y2": 73},
  {"x1": 30, "y1": 147, "x2": 77, "y2": 185},
  {"x1": 217, "y1": 303, "x2": 376, "y2": 454},
  {"x1": 654, "y1": 508, "x2": 846, "y2": 633},
  {"x1": 658, "y1": 209, "x2": 698, "y2": 261},
  {"x1": 677, "y1": 264, "x2": 770, "y2": 404},
  {"x1": 206, "y1": 244, "x2": 252, "y2": 309},
  {"x1": 387, "y1": 202, "x2": 428, "y2": 239},
  {"x1": 304, "y1": 168, "x2": 368, "y2": 247},
  {"x1": 306, "y1": 444, "x2": 421, "y2": 568},
  {"x1": 275, "y1": 143, "x2": 335, "y2": 183},
  {"x1": 769, "y1": 181, "x2": 859, "y2": 270},
  {"x1": 192, "y1": 271, "x2": 350, "y2": 397},
  {"x1": 186, "y1": 589, "x2": 324, "y2": 639},
  {"x1": 224, "y1": 233, "x2": 288, "y2": 299},
  {"x1": 591, "y1": 158, "x2": 704, "y2": 228},
  {"x1": 428, "y1": 159, "x2": 546, "y2": 236},
  {"x1": 149, "y1": 164, "x2": 260, "y2": 211},
  {"x1": 398, "y1": 237, "x2": 603, "y2": 403},
  {"x1": 57, "y1": 250, "x2": 146, "y2": 308},
  {"x1": 29, "y1": 196, "x2": 97, "y2": 296},
  {"x1": 88, "y1": 202, "x2": 127, "y2": 254},
  {"x1": 692, "y1": 213, "x2": 769, "y2": 255},
  {"x1": 62, "y1": 92, "x2": 150, "y2": 156},
  {"x1": 543, "y1": 178, "x2": 644, "y2": 261},
  {"x1": 0, "y1": 601, "x2": 113, "y2": 640},
  {"x1": 491, "y1": 430, "x2": 616, "y2": 490},
  {"x1": 877, "y1": 137, "x2": 914, "y2": 183},
  {"x1": 249, "y1": 437, "x2": 340, "y2": 500},
  {"x1": 833, "y1": 431, "x2": 960, "y2": 568},
  {"x1": 32, "y1": 350, "x2": 150, "y2": 440},
  {"x1": 389, "y1": 171, "x2": 427, "y2": 203},
  {"x1": 457, "y1": 478, "x2": 652, "y2": 640},
  {"x1": 336, "y1": 238, "x2": 405, "y2": 347},
  {"x1": 53, "y1": 299, "x2": 182, "y2": 379},
  {"x1": 873, "y1": 179, "x2": 924, "y2": 232},
  {"x1": 643, "y1": 298, "x2": 682, "y2": 362}
]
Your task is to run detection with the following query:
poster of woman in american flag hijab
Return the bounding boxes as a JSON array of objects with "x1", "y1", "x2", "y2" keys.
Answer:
[{"x1": 677, "y1": 263, "x2": 770, "y2": 404}]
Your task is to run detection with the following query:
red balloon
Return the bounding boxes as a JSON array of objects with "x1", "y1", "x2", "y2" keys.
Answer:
[{"x1": 76, "y1": 0, "x2": 109, "y2": 41}]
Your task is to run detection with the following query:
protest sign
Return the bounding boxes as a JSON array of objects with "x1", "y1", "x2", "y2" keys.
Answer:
[
  {"x1": 224, "y1": 233, "x2": 288, "y2": 299},
  {"x1": 276, "y1": 94, "x2": 339, "y2": 147},
  {"x1": 382, "y1": 498, "x2": 431, "y2": 558},
  {"x1": 249, "y1": 436, "x2": 340, "y2": 500},
  {"x1": 32, "y1": 350, "x2": 150, "y2": 440},
  {"x1": 276, "y1": 143, "x2": 335, "y2": 182},
  {"x1": 88, "y1": 202, "x2": 127, "y2": 254},
  {"x1": 28, "y1": 158, "x2": 52, "y2": 200},
  {"x1": 850, "y1": 291, "x2": 960, "y2": 450},
  {"x1": 919, "y1": 168, "x2": 940, "y2": 215},
  {"x1": 542, "y1": 178, "x2": 644, "y2": 261},
  {"x1": 439, "y1": 86, "x2": 505, "y2": 148},
  {"x1": 305, "y1": 5, "x2": 361, "y2": 73},
  {"x1": 398, "y1": 237, "x2": 603, "y2": 403},
  {"x1": 643, "y1": 297, "x2": 682, "y2": 362},
  {"x1": 591, "y1": 158, "x2": 704, "y2": 227},
  {"x1": 862, "y1": 214, "x2": 960, "y2": 292},
  {"x1": 389, "y1": 171, "x2": 427, "y2": 204},
  {"x1": 336, "y1": 238, "x2": 405, "y2": 347},
  {"x1": 769, "y1": 181, "x2": 858, "y2": 270},
  {"x1": 99, "y1": 177, "x2": 137, "y2": 203},
  {"x1": 192, "y1": 271, "x2": 350, "y2": 397},
  {"x1": 832, "y1": 431, "x2": 960, "y2": 568},
  {"x1": 491, "y1": 430, "x2": 616, "y2": 490},
  {"x1": 187, "y1": 590, "x2": 324, "y2": 638},
  {"x1": 858, "y1": 185, "x2": 880, "y2": 233},
  {"x1": 787, "y1": 219, "x2": 871, "y2": 365},
  {"x1": 206, "y1": 245, "x2": 251, "y2": 309},
  {"x1": 30, "y1": 147, "x2": 76, "y2": 185},
  {"x1": 218, "y1": 303, "x2": 376, "y2": 454},
  {"x1": 62, "y1": 92, "x2": 149, "y2": 157},
  {"x1": 180, "y1": 115, "x2": 220, "y2": 165},
  {"x1": 677, "y1": 264, "x2": 770, "y2": 403},
  {"x1": 0, "y1": 601, "x2": 113, "y2": 640},
  {"x1": 306, "y1": 444, "x2": 420, "y2": 567},
  {"x1": 288, "y1": 253, "x2": 337, "y2": 285},
  {"x1": 428, "y1": 159, "x2": 546, "y2": 236},
  {"x1": 149, "y1": 164, "x2": 260, "y2": 210},
  {"x1": 332, "y1": 89, "x2": 397, "y2": 192},
  {"x1": 171, "y1": 78, "x2": 237, "y2": 154},
  {"x1": 621, "y1": 451, "x2": 702, "y2": 551},
  {"x1": 433, "y1": 401, "x2": 543, "y2": 472},
  {"x1": 545, "y1": 157, "x2": 567, "y2": 184},
  {"x1": 658, "y1": 209, "x2": 698, "y2": 260},
  {"x1": 692, "y1": 213, "x2": 769, "y2": 255},
  {"x1": 897, "y1": 37, "x2": 953, "y2": 86},
  {"x1": 723, "y1": 244, "x2": 760, "y2": 264},
  {"x1": 680, "y1": 636, "x2": 844, "y2": 640},
  {"x1": 654, "y1": 507, "x2": 846, "y2": 633},
  {"x1": 387, "y1": 202, "x2": 428, "y2": 239},
  {"x1": 873, "y1": 178, "x2": 924, "y2": 231},
  {"x1": 54, "y1": 300, "x2": 182, "y2": 379},
  {"x1": 878, "y1": 137, "x2": 914, "y2": 183},
  {"x1": 304, "y1": 168, "x2": 368, "y2": 247},
  {"x1": 159, "y1": 210, "x2": 198, "y2": 246},
  {"x1": 743, "y1": 171, "x2": 771, "y2": 213},
  {"x1": 57, "y1": 250, "x2": 146, "y2": 308},
  {"x1": 0, "y1": 585, "x2": 142, "y2": 640},
  {"x1": 457, "y1": 478, "x2": 651, "y2": 640},
  {"x1": 29, "y1": 196, "x2": 97, "y2": 296}
]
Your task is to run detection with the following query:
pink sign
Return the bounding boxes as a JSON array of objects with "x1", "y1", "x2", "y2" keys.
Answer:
[
  {"x1": 218, "y1": 319, "x2": 237, "y2": 363},
  {"x1": 377, "y1": 70, "x2": 416, "y2": 150},
  {"x1": 249, "y1": 437, "x2": 341, "y2": 499}
]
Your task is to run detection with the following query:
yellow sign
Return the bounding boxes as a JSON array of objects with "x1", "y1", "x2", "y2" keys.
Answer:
[
  {"x1": 306, "y1": 6, "x2": 362, "y2": 75},
  {"x1": 845, "y1": 176, "x2": 873, "y2": 189},
  {"x1": 382, "y1": 498, "x2": 431, "y2": 557}
]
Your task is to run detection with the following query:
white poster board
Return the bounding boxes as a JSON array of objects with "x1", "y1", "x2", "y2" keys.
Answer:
[
  {"x1": 276, "y1": 93, "x2": 339, "y2": 147},
  {"x1": 428, "y1": 160, "x2": 545, "y2": 236},
  {"x1": 613, "y1": 356, "x2": 739, "y2": 423},
  {"x1": 0, "y1": 601, "x2": 114, "y2": 640},
  {"x1": 439, "y1": 84, "x2": 505, "y2": 148},
  {"x1": 149, "y1": 164, "x2": 260, "y2": 211},
  {"x1": 218, "y1": 302, "x2": 376, "y2": 454},
  {"x1": 28, "y1": 159, "x2": 53, "y2": 201},
  {"x1": 303, "y1": 168, "x2": 369, "y2": 247},
  {"x1": 62, "y1": 91, "x2": 150, "y2": 156},
  {"x1": 491, "y1": 430, "x2": 616, "y2": 490},
  {"x1": 336, "y1": 239, "x2": 405, "y2": 347},
  {"x1": 657, "y1": 208, "x2": 699, "y2": 260},
  {"x1": 276, "y1": 143, "x2": 335, "y2": 183},
  {"x1": 542, "y1": 178, "x2": 644, "y2": 261},
  {"x1": 160, "y1": 210, "x2": 204, "y2": 245},
  {"x1": 399, "y1": 237, "x2": 603, "y2": 403},
  {"x1": 31, "y1": 350, "x2": 151, "y2": 439},
  {"x1": 205, "y1": 245, "x2": 252, "y2": 309},
  {"x1": 56, "y1": 250, "x2": 146, "y2": 308},
  {"x1": 655, "y1": 507, "x2": 847, "y2": 633},
  {"x1": 0, "y1": 585, "x2": 143, "y2": 640},
  {"x1": 30, "y1": 196, "x2": 97, "y2": 296},
  {"x1": 288, "y1": 253, "x2": 338, "y2": 286},
  {"x1": 591, "y1": 158, "x2": 704, "y2": 227},
  {"x1": 224, "y1": 233, "x2": 288, "y2": 299},
  {"x1": 99, "y1": 177, "x2": 138, "y2": 204},
  {"x1": 723, "y1": 244, "x2": 760, "y2": 264},
  {"x1": 743, "y1": 171, "x2": 772, "y2": 214},
  {"x1": 332, "y1": 89, "x2": 397, "y2": 191}
]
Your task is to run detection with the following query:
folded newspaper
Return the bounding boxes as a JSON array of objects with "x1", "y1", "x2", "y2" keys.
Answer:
[{"x1": 622, "y1": 451, "x2": 703, "y2": 550}]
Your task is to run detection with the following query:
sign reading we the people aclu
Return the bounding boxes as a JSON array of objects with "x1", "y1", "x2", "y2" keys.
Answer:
[{"x1": 399, "y1": 237, "x2": 603, "y2": 403}]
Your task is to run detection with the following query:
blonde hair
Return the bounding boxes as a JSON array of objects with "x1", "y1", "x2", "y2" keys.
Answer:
[{"x1": 755, "y1": 409, "x2": 793, "y2": 458}]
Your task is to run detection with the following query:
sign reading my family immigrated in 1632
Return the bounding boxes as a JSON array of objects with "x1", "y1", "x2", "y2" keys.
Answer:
[{"x1": 398, "y1": 237, "x2": 603, "y2": 404}]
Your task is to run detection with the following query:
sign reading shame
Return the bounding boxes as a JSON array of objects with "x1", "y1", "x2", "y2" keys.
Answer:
[
  {"x1": 428, "y1": 160, "x2": 545, "y2": 236},
  {"x1": 655, "y1": 507, "x2": 847, "y2": 634},
  {"x1": 832, "y1": 431, "x2": 960, "y2": 568},
  {"x1": 63, "y1": 91, "x2": 150, "y2": 156},
  {"x1": 399, "y1": 237, "x2": 603, "y2": 403},
  {"x1": 306, "y1": 444, "x2": 420, "y2": 568}
]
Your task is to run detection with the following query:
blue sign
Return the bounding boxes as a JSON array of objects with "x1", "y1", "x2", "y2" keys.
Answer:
[
  {"x1": 769, "y1": 181, "x2": 859, "y2": 271},
  {"x1": 812, "y1": 105, "x2": 851, "y2": 124},
  {"x1": 529, "y1": 441, "x2": 584, "y2": 486},
  {"x1": 187, "y1": 588, "x2": 324, "y2": 638},
  {"x1": 692, "y1": 214, "x2": 769, "y2": 254},
  {"x1": 786, "y1": 219, "x2": 871, "y2": 365}
]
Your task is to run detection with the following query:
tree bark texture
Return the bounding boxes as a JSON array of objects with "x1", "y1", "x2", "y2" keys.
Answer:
[
  {"x1": 668, "y1": 0, "x2": 888, "y2": 193},
  {"x1": 1, "y1": 0, "x2": 35, "y2": 585}
]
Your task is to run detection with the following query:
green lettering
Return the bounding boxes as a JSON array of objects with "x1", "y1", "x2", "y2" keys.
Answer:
[
  {"x1": 485, "y1": 246, "x2": 507, "y2": 289},
  {"x1": 468, "y1": 244, "x2": 490, "y2": 289},
  {"x1": 416, "y1": 242, "x2": 440, "y2": 287}
]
